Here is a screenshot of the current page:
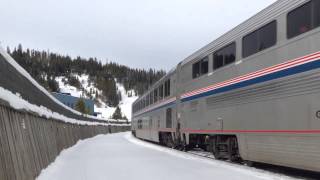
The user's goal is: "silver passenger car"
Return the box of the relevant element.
[132,0,320,172]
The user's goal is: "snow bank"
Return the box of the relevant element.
[0,86,129,126]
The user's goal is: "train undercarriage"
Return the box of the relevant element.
[158,132,241,162]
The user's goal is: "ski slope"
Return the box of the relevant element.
[37,132,297,180]
[56,75,138,120]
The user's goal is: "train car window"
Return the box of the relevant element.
[165,81,168,97]
[242,31,258,58]
[164,79,171,97]
[243,21,276,58]
[139,120,142,129]
[149,118,153,129]
[315,0,320,27]
[213,42,236,70]
[200,57,209,75]
[192,57,209,79]
[287,1,312,39]
[159,84,164,100]
[154,89,158,103]
[258,21,277,51]
[145,95,148,106]
[167,80,170,96]
[166,108,172,128]
[192,62,200,78]
[150,91,154,104]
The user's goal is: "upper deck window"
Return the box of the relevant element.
[164,79,171,97]
[150,91,154,105]
[213,42,236,70]
[146,94,150,106]
[243,21,277,58]
[315,1,320,27]
[159,84,164,100]
[192,57,208,79]
[287,2,312,39]
[154,89,158,103]
[287,1,320,39]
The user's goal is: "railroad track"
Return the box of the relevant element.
[186,148,320,180]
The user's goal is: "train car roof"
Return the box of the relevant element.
[134,66,177,104]
[133,0,308,105]
[179,0,307,66]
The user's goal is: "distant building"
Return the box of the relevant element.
[52,92,94,115]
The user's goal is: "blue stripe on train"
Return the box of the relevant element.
[181,59,320,102]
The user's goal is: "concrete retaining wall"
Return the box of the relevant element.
[0,104,129,180]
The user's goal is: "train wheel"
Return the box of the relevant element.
[227,137,239,162]
[211,137,222,160]
[244,161,255,167]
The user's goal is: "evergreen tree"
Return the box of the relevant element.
[8,44,166,107]
[75,99,88,114]
[112,106,124,120]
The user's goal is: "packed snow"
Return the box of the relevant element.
[56,74,137,121]
[37,132,297,180]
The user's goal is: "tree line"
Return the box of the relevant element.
[7,44,166,107]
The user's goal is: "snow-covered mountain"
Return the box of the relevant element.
[56,74,138,121]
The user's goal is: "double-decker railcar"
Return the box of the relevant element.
[132,0,320,172]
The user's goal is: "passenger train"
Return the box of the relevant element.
[132,0,320,172]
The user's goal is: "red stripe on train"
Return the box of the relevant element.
[182,52,320,98]
[136,128,320,134]
[181,129,320,134]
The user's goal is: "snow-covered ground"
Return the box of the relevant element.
[56,75,137,120]
[37,132,297,180]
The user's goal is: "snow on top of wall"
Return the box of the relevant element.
[0,86,129,126]
[0,47,126,123]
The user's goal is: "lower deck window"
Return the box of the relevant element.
[166,108,172,128]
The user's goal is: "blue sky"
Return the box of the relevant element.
[0,0,277,70]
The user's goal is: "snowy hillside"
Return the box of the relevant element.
[55,74,138,121]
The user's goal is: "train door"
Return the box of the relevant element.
[175,62,183,143]
[166,108,172,129]
[217,117,224,130]
[149,117,153,141]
